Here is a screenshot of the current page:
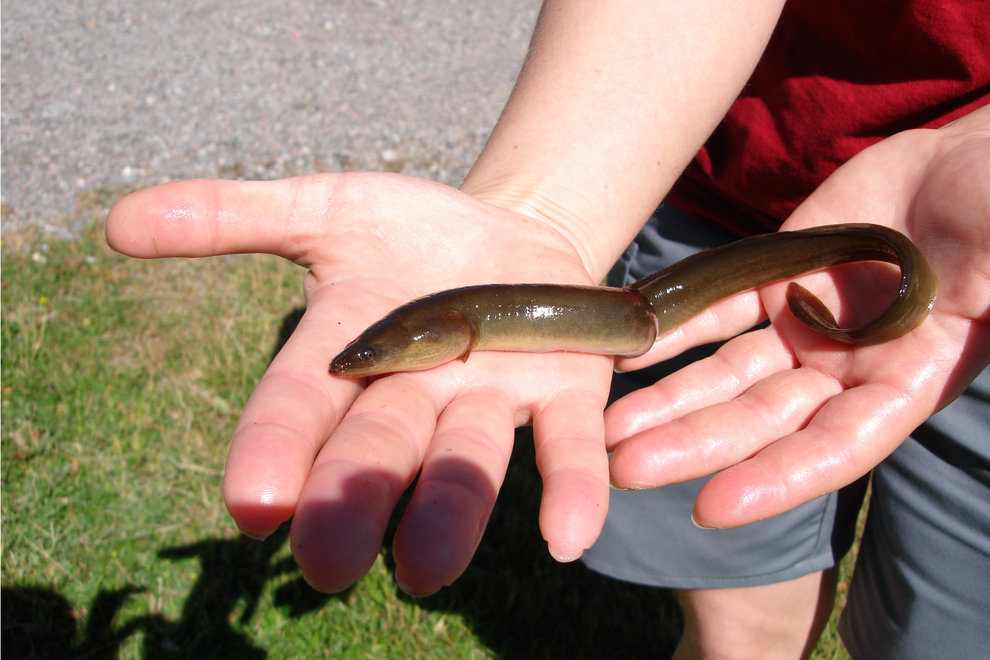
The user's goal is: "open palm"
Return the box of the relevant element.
[107,173,619,595]
[606,123,990,528]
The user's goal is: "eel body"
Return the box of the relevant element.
[329,224,936,377]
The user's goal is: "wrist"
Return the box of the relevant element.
[461,170,628,282]
[458,0,788,279]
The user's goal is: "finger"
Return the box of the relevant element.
[608,366,842,488]
[105,176,332,260]
[692,382,927,528]
[605,328,796,447]
[392,390,516,596]
[533,389,611,563]
[289,373,442,593]
[223,308,360,538]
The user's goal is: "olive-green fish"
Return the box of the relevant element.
[330,224,936,377]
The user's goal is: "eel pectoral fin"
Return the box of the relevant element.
[454,310,479,362]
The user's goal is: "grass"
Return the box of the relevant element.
[1,195,855,658]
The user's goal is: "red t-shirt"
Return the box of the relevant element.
[667,0,990,236]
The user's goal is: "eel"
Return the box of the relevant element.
[329,223,936,377]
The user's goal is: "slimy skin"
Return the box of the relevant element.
[329,224,937,377]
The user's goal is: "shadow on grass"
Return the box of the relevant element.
[394,435,683,658]
[2,449,679,658]
[3,584,143,659]
[2,526,340,659]
[2,306,681,658]
[1,448,680,659]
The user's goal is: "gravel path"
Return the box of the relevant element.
[1,0,540,238]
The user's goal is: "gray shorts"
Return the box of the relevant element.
[581,204,990,658]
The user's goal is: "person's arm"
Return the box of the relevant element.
[462,0,786,278]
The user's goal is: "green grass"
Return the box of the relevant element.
[1,203,854,658]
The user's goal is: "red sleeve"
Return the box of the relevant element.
[668,0,990,236]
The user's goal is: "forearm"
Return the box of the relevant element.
[461,0,786,278]
[942,101,990,134]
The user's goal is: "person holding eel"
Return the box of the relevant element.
[106,1,990,657]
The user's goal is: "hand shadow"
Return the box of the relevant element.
[2,305,681,659]
[384,432,683,659]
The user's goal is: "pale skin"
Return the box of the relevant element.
[106,0,990,657]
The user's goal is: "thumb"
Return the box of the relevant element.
[105,176,331,260]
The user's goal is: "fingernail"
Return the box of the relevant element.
[548,546,583,563]
[609,479,646,491]
[239,529,270,541]
[395,575,432,599]
[690,512,714,530]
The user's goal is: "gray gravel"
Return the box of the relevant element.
[1,0,541,238]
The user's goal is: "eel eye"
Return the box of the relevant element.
[357,346,376,362]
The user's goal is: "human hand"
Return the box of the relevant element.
[106,173,618,595]
[605,113,990,527]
